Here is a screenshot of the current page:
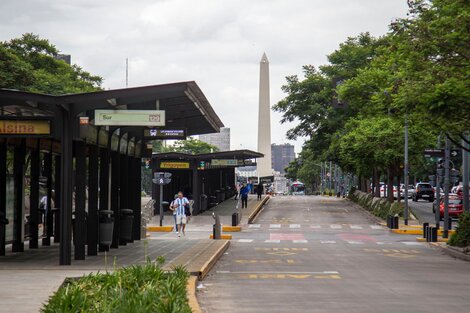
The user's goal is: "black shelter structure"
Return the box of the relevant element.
[151,150,263,214]
[0,81,223,265]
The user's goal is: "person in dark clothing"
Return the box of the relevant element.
[239,183,250,208]
[256,184,264,200]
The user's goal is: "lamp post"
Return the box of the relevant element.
[404,113,409,225]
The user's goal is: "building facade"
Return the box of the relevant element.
[199,127,230,151]
[271,143,295,174]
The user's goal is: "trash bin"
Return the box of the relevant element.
[162,201,170,212]
[119,209,134,244]
[216,189,225,203]
[99,210,114,246]
[232,212,239,226]
[200,194,208,212]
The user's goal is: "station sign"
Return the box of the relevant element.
[94,110,165,126]
[0,119,51,136]
[144,129,186,140]
[160,161,190,169]
[211,159,238,166]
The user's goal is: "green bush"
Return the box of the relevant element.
[448,212,470,248]
[350,190,403,220]
[42,260,191,313]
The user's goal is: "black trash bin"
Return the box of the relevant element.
[216,189,225,203]
[99,210,114,247]
[200,194,208,212]
[119,209,134,244]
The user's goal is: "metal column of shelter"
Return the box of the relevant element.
[132,156,142,240]
[53,154,61,243]
[87,144,99,256]
[29,140,40,249]
[110,150,120,249]
[119,152,129,245]
[0,140,7,256]
[12,140,26,253]
[74,140,87,260]
[42,150,53,246]
[98,147,110,252]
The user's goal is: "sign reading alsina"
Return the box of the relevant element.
[0,119,51,136]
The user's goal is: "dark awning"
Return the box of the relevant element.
[152,149,264,161]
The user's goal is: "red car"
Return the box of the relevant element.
[439,194,463,219]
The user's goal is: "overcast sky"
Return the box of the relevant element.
[1,0,409,153]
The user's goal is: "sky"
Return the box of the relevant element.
[0,0,409,153]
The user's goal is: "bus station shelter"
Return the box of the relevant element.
[151,150,263,214]
[0,81,223,265]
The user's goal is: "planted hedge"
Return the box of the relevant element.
[448,212,470,248]
[42,259,191,313]
[348,189,403,219]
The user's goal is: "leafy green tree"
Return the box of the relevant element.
[0,33,102,94]
[166,138,219,154]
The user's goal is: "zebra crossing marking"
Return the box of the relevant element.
[249,224,261,228]
[330,224,342,229]
[292,240,308,244]
[321,240,337,244]
[269,224,281,229]
[238,239,254,243]
[289,224,301,229]
[350,225,363,229]
[265,239,281,243]
[370,225,383,230]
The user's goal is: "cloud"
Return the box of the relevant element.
[0,0,409,153]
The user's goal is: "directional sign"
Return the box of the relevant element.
[94,110,165,126]
[424,148,460,158]
[144,129,186,140]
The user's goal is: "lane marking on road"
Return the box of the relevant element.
[320,240,336,244]
[234,259,297,264]
[310,225,321,229]
[265,239,281,243]
[330,224,342,229]
[350,225,363,229]
[292,240,308,244]
[370,225,384,230]
[248,224,260,228]
[255,247,309,251]
[270,233,305,241]
[347,241,364,245]
[267,251,297,256]
[237,239,254,243]
[289,224,301,229]
[269,224,281,229]
[402,241,423,246]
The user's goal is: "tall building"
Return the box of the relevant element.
[271,143,295,174]
[199,127,230,151]
[257,53,273,177]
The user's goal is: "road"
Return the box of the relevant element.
[198,196,470,313]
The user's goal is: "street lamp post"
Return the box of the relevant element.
[404,113,409,225]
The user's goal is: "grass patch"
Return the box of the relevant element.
[42,258,191,313]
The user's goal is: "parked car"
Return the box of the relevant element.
[433,187,444,198]
[437,194,463,219]
[412,183,434,202]
[399,184,414,199]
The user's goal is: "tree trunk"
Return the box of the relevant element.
[397,175,401,202]
[387,168,394,203]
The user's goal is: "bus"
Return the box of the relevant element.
[291,181,306,195]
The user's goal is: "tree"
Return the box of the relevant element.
[166,138,219,154]
[0,33,102,94]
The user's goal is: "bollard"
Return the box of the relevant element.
[430,227,438,242]
[423,223,429,239]
[212,212,221,239]
[387,215,392,228]
[232,213,239,226]
[448,217,452,230]
[392,215,399,229]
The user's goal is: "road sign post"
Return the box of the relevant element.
[152,172,172,226]
[443,138,450,238]
[463,133,469,212]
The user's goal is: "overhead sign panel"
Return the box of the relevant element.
[94,110,165,126]
[160,161,190,169]
[211,159,238,166]
[144,129,186,140]
[0,119,51,136]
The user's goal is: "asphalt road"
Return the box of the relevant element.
[198,196,470,313]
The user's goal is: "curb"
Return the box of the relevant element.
[222,225,241,232]
[416,236,448,243]
[209,234,232,240]
[430,243,470,262]
[247,196,270,224]
[186,276,202,313]
[147,225,174,232]
[199,240,230,279]
[391,229,455,236]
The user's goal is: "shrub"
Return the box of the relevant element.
[42,260,191,313]
[448,212,470,248]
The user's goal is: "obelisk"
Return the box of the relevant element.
[257,53,273,178]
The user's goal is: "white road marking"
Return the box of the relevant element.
[249,224,261,228]
[265,239,281,243]
[310,225,321,229]
[269,224,281,229]
[292,240,308,244]
[289,224,301,229]
[350,225,363,229]
[238,239,254,243]
[330,224,342,229]
[370,225,383,229]
[321,240,336,244]
[402,242,423,246]
[347,241,364,245]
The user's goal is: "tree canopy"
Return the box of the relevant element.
[0,33,103,94]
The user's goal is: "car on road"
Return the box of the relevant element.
[437,194,464,219]
[412,183,434,202]
[399,184,414,199]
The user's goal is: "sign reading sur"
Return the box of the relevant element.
[94,110,165,126]
[160,162,190,169]
[0,120,51,136]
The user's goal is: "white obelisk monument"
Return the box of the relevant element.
[257,53,273,178]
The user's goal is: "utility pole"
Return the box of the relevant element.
[463,132,469,212]
[443,137,450,238]
[404,114,409,225]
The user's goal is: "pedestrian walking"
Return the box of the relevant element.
[174,191,189,237]
[170,194,178,233]
[256,183,264,200]
[240,183,250,208]
[234,183,241,200]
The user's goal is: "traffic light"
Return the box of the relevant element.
[198,161,205,170]
[437,158,444,177]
